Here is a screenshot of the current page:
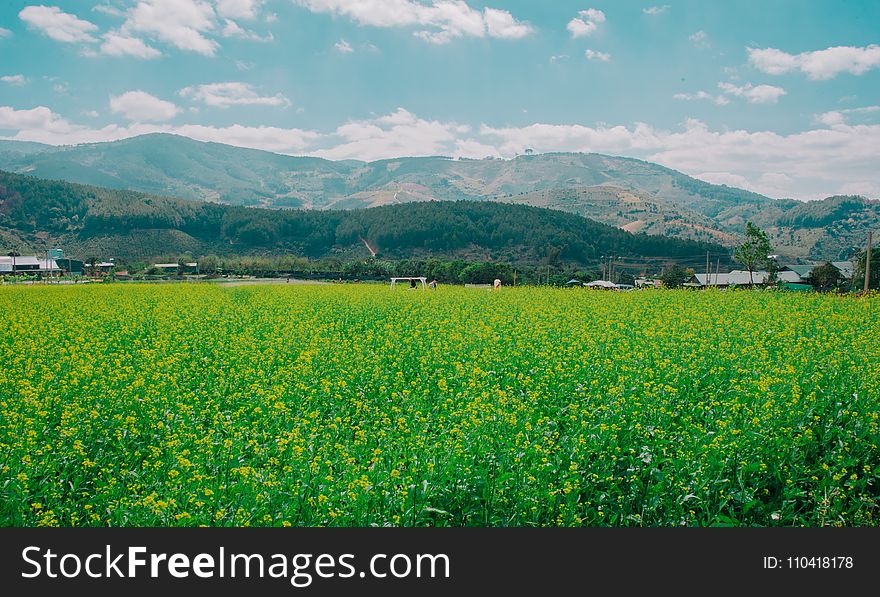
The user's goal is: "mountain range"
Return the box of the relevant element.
[0,169,725,271]
[0,133,876,262]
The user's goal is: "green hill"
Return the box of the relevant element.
[1,134,875,261]
[0,170,726,270]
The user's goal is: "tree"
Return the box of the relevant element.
[660,264,689,288]
[853,247,880,291]
[734,222,773,287]
[809,262,843,291]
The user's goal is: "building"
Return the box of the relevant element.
[831,261,854,280]
[688,270,772,287]
[778,261,854,284]
[779,265,814,283]
[96,261,116,274]
[634,277,662,288]
[56,258,85,275]
[37,258,62,274]
[776,270,803,283]
[0,256,61,275]
[689,262,855,289]
[152,262,199,275]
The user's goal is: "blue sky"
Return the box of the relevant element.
[1,1,878,200]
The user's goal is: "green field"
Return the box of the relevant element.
[1,284,878,526]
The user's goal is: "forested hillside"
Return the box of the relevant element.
[0,170,725,268]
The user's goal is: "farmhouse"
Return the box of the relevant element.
[688,270,772,287]
[831,261,854,280]
[778,261,854,284]
[634,277,662,288]
[585,280,619,289]
[687,260,856,289]
[779,265,813,283]
[55,258,85,275]
[152,262,199,275]
[95,261,116,274]
[0,256,62,275]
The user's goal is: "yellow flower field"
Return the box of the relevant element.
[1,284,878,526]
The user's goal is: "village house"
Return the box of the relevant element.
[687,260,855,289]
[0,256,62,275]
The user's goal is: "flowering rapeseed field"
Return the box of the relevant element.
[1,284,878,527]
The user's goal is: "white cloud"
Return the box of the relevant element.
[0,105,319,153]
[235,60,254,70]
[836,180,880,198]
[19,6,99,43]
[549,54,569,64]
[844,105,880,115]
[179,82,291,108]
[100,31,162,58]
[567,8,605,38]
[817,110,845,127]
[121,0,219,56]
[817,105,880,126]
[1,75,27,86]
[313,107,467,161]
[0,27,13,38]
[109,91,179,122]
[93,3,125,17]
[695,171,752,189]
[718,82,786,104]
[674,82,786,106]
[82,110,100,118]
[295,0,532,44]
[643,5,670,16]
[0,105,79,134]
[221,19,273,41]
[673,91,730,106]
[103,0,270,54]
[748,44,880,80]
[265,12,278,23]
[334,39,353,53]
[689,30,709,48]
[483,7,532,40]
[585,49,610,62]
[170,123,319,152]
[216,0,263,20]
[454,138,501,159]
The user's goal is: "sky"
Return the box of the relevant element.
[0,0,878,200]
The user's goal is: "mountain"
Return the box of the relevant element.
[0,140,54,157]
[0,170,726,269]
[1,134,876,261]
[0,134,772,213]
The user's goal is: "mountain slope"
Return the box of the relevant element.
[0,170,727,268]
[0,134,875,261]
[0,133,775,214]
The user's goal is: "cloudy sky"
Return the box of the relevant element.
[1,0,878,200]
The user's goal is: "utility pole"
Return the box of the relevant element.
[865,231,873,292]
[706,251,710,290]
